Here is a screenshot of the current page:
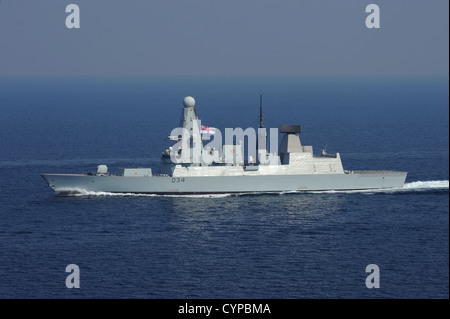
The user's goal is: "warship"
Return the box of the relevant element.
[41,96,407,194]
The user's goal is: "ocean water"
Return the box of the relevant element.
[0,76,448,299]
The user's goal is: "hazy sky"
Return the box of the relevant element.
[0,0,448,76]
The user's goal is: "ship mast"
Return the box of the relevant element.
[259,94,263,129]
[257,94,267,164]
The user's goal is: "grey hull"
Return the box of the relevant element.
[41,171,407,195]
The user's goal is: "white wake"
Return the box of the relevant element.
[309,180,449,194]
[56,180,449,197]
[56,188,233,198]
[402,180,449,190]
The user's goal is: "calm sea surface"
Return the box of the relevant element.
[0,76,448,298]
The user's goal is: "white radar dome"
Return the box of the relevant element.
[183,96,196,108]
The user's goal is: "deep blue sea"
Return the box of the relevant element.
[0,76,448,299]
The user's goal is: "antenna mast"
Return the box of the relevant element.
[259,94,263,129]
[256,94,268,165]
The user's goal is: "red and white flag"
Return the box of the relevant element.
[201,125,216,135]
